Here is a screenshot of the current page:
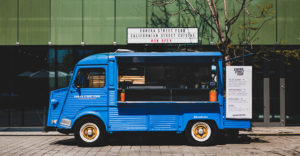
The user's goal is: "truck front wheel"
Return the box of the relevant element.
[74,117,106,146]
[185,121,217,146]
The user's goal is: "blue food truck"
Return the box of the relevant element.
[46,52,251,146]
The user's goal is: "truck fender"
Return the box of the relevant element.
[72,108,107,130]
[183,118,223,131]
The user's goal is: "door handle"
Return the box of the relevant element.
[70,89,76,93]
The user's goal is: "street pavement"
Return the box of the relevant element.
[0,127,299,156]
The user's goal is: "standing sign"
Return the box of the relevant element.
[127,28,198,44]
[226,66,252,119]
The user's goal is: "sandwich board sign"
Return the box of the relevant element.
[226,66,252,119]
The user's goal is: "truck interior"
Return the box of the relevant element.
[116,56,219,102]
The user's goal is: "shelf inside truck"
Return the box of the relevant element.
[117,101,219,104]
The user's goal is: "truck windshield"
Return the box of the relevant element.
[74,68,105,88]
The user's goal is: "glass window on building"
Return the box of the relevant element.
[0,46,49,127]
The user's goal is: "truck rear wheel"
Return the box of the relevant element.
[74,117,106,146]
[185,121,217,146]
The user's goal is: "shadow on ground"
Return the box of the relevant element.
[52,132,269,147]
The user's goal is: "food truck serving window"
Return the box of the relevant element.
[74,68,105,88]
[118,62,218,101]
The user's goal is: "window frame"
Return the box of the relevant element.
[73,67,106,89]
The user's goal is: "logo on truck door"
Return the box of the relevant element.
[74,95,101,99]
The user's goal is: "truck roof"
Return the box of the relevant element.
[77,52,222,65]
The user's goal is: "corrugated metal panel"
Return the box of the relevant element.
[149,105,178,131]
[0,0,300,45]
[108,106,148,131]
[0,0,17,45]
[227,0,244,45]
[19,0,50,45]
[116,0,146,45]
[147,0,179,28]
[108,90,116,106]
[51,0,82,45]
[63,89,108,118]
[49,88,68,121]
[150,115,177,130]
[179,0,210,44]
[245,0,276,45]
[227,0,277,45]
[278,0,300,45]
[84,0,114,45]
[223,120,251,128]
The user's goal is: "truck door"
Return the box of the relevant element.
[61,65,108,120]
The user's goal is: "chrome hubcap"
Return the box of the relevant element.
[198,129,204,135]
[87,129,93,136]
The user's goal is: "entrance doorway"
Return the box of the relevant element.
[253,62,285,127]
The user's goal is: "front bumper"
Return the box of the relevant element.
[44,126,56,132]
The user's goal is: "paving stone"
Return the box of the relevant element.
[0,132,299,155]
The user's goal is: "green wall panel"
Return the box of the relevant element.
[179,0,210,44]
[51,0,82,45]
[84,0,114,45]
[211,1,225,45]
[19,0,50,45]
[1,0,300,46]
[0,0,17,45]
[116,0,146,45]
[278,0,300,45]
[227,0,245,45]
[147,0,179,28]
[245,0,276,45]
[227,0,276,45]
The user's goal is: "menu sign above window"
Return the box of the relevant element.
[127,28,198,44]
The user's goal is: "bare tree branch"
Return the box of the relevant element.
[224,0,228,34]
[152,0,177,7]
[245,8,268,18]
[248,17,273,42]
[184,0,197,13]
[205,0,223,41]
[211,0,225,42]
[228,0,246,25]
[151,0,276,62]
[167,8,188,16]
[184,0,218,34]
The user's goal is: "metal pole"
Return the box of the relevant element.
[264,78,270,126]
[55,48,58,89]
[280,78,285,126]
[275,0,278,43]
[263,61,270,126]
[279,45,285,126]
[43,105,47,130]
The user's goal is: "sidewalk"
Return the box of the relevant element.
[241,126,300,135]
[0,127,300,136]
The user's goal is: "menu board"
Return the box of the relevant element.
[127,28,198,44]
[226,66,252,119]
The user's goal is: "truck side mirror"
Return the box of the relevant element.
[73,76,82,88]
[73,80,79,88]
[72,83,80,89]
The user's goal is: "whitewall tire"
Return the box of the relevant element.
[185,121,217,146]
[74,117,106,146]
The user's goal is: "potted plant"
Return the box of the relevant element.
[209,89,217,102]
[121,89,125,102]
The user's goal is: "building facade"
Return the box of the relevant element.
[0,0,299,127]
